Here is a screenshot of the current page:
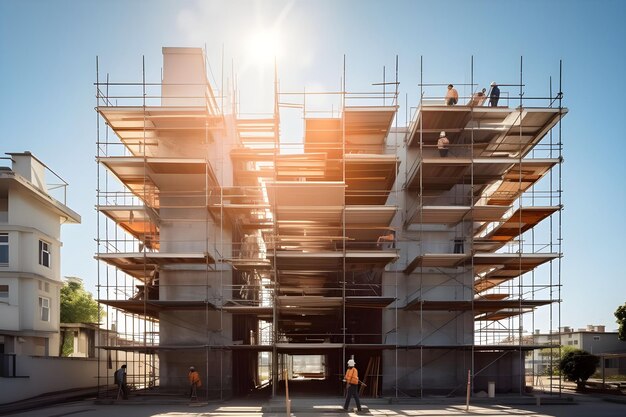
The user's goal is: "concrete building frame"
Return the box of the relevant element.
[94,48,566,399]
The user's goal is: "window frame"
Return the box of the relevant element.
[0,233,8,265]
[39,240,51,268]
[39,296,50,322]
[0,284,8,298]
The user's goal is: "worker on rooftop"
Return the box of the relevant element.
[470,88,487,106]
[489,82,500,107]
[445,84,459,105]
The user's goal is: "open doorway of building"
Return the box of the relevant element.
[288,354,325,380]
[258,351,271,387]
[277,353,339,396]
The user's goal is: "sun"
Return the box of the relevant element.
[246,29,282,66]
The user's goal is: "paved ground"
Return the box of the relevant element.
[1,393,624,417]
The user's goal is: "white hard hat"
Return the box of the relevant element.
[189,366,195,371]
[440,131,446,137]
[490,81,496,86]
[347,359,355,367]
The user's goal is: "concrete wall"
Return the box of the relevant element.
[159,349,232,397]
[10,189,61,243]
[400,272,473,303]
[10,154,48,194]
[580,332,626,354]
[474,351,524,393]
[4,224,60,281]
[0,277,19,331]
[0,275,61,357]
[380,129,479,394]
[158,263,234,393]
[382,349,472,395]
[0,356,108,404]
[162,47,209,107]
[0,195,7,222]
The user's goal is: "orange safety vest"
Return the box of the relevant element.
[344,367,359,385]
[188,371,202,387]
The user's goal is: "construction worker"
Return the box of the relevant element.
[445,84,459,105]
[470,88,487,106]
[342,359,362,412]
[377,230,396,249]
[188,366,202,399]
[489,81,500,107]
[437,131,450,157]
[114,364,129,399]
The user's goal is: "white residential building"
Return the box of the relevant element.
[0,152,80,364]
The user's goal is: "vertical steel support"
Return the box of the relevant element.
[341,53,347,377]
[418,55,424,399]
[469,55,475,397]
[95,55,102,398]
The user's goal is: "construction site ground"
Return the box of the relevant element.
[1,388,625,417]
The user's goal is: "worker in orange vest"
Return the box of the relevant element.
[342,359,362,412]
[188,366,202,399]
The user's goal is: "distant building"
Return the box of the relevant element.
[59,322,97,358]
[529,325,626,376]
[0,152,80,364]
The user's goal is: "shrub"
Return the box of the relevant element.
[558,349,599,389]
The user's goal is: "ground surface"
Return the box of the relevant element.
[1,393,625,417]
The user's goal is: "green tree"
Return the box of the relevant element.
[59,280,103,356]
[537,345,577,375]
[558,349,599,389]
[61,280,102,322]
[615,302,626,341]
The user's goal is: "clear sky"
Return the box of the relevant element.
[1,0,624,333]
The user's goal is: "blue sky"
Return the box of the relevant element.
[1,0,624,332]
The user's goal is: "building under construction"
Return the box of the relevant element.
[95,47,565,398]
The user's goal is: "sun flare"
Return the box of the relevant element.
[246,29,281,65]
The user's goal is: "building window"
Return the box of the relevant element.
[573,340,578,345]
[0,198,7,222]
[39,281,50,292]
[593,336,600,341]
[39,240,50,267]
[0,284,8,298]
[39,297,50,321]
[0,233,8,265]
[567,341,573,345]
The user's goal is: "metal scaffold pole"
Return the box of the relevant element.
[470,55,475,395]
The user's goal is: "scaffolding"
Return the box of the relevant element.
[94,48,564,399]
[402,56,564,395]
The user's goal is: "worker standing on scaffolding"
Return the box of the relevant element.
[437,131,450,157]
[489,82,500,107]
[445,84,459,105]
